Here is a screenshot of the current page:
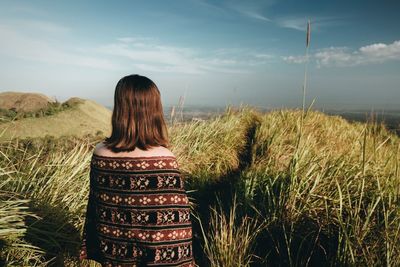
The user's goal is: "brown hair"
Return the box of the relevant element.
[104,74,169,152]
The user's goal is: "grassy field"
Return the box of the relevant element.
[0,98,111,140]
[0,105,399,266]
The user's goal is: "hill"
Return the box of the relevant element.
[0,95,111,140]
[1,106,400,266]
[0,91,55,112]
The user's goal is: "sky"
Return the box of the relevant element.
[0,0,399,110]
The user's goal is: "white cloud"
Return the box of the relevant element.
[96,41,209,74]
[254,53,274,59]
[238,10,271,22]
[359,41,400,60]
[315,41,400,67]
[0,17,275,74]
[117,36,156,44]
[0,21,117,70]
[96,37,272,74]
[314,47,354,67]
[275,16,340,32]
[276,17,307,31]
[282,55,308,64]
[283,40,400,67]
[199,0,272,23]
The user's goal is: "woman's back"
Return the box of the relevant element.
[80,143,195,266]
[93,142,176,158]
[80,74,195,266]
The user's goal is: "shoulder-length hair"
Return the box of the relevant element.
[104,74,169,152]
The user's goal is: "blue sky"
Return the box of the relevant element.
[0,0,399,110]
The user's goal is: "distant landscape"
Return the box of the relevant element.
[0,91,399,266]
[2,91,398,141]
[163,106,400,136]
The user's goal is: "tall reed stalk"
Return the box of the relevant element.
[298,19,311,142]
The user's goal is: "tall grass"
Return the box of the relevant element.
[196,193,265,267]
[169,104,261,183]
[244,108,400,265]
[0,106,261,266]
[0,136,96,266]
[1,106,399,266]
[0,191,48,266]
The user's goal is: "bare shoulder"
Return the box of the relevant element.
[93,141,109,156]
[152,146,176,157]
[95,141,106,150]
[93,141,176,158]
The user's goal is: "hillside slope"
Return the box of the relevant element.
[0,98,111,140]
[1,106,400,266]
[0,91,55,112]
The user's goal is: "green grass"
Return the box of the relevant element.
[169,104,261,183]
[0,100,82,123]
[0,105,399,266]
[0,99,111,141]
[242,108,400,266]
[196,193,265,267]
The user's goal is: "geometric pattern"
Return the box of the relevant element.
[80,154,196,266]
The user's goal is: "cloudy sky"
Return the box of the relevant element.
[0,0,399,110]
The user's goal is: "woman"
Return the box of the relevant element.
[79,74,195,267]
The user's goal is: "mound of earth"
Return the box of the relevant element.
[0,91,55,112]
[0,94,111,140]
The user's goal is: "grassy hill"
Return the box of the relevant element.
[0,91,55,112]
[0,105,399,266]
[0,96,111,140]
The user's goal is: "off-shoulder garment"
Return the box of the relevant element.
[79,154,195,267]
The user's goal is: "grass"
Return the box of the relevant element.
[169,104,261,184]
[0,105,399,266]
[243,108,400,266]
[0,135,100,266]
[0,100,82,123]
[0,191,48,266]
[0,98,111,141]
[196,193,265,267]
